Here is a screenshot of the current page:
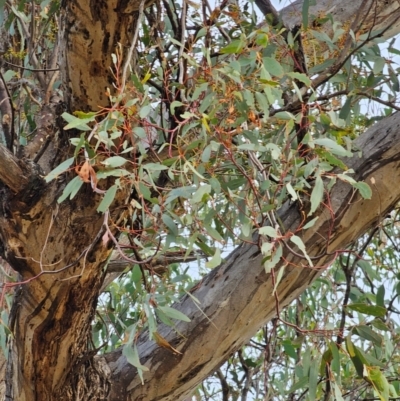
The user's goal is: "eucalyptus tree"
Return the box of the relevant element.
[0,0,399,400]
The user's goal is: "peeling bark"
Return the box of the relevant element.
[2,171,131,400]
[59,0,152,112]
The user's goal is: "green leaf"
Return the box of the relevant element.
[308,362,318,401]
[303,217,318,230]
[315,148,347,170]
[290,235,313,267]
[370,319,390,332]
[220,39,245,54]
[62,112,94,131]
[309,175,324,216]
[259,226,278,238]
[376,284,385,307]
[283,341,297,360]
[102,156,128,168]
[45,157,74,182]
[287,72,311,86]
[139,104,151,118]
[264,244,283,273]
[365,366,390,401]
[353,182,372,200]
[333,382,344,401]
[309,59,335,74]
[274,111,295,120]
[191,184,211,204]
[205,248,221,269]
[158,305,191,322]
[273,258,286,293]
[339,96,352,120]
[255,91,270,116]
[262,57,284,77]
[354,325,382,346]
[58,176,84,203]
[302,0,310,29]
[203,223,224,242]
[373,57,385,75]
[314,138,352,157]
[170,101,184,115]
[162,214,179,236]
[287,376,309,393]
[319,348,332,376]
[286,183,298,200]
[122,344,149,385]
[97,184,118,213]
[143,163,169,172]
[346,335,365,377]
[347,303,386,317]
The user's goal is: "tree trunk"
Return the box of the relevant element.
[0,0,399,400]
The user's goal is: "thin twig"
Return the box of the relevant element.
[121,0,146,95]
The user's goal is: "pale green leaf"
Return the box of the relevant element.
[97,185,118,213]
[286,183,298,200]
[353,182,372,200]
[143,163,169,171]
[309,175,324,216]
[102,156,128,168]
[265,245,283,274]
[158,305,191,322]
[45,157,74,182]
[122,344,149,385]
[259,226,278,238]
[191,184,211,204]
[139,105,151,118]
[62,112,94,131]
[347,303,386,317]
[162,214,179,236]
[170,101,184,115]
[314,138,352,157]
[333,382,344,401]
[273,260,286,293]
[206,248,221,268]
[303,216,318,230]
[58,176,84,203]
[263,57,284,77]
[220,39,245,54]
[290,235,313,267]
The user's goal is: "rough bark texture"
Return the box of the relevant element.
[59,0,149,111]
[281,0,400,38]
[1,158,131,400]
[0,0,399,400]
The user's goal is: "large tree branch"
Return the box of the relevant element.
[102,112,400,401]
[280,0,400,39]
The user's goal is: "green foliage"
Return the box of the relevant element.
[1,0,400,396]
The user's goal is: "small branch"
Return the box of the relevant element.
[121,0,145,95]
[255,0,280,25]
[0,72,14,150]
[6,3,47,90]
[215,368,230,401]
[107,252,203,273]
[177,0,188,102]
[2,60,59,72]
